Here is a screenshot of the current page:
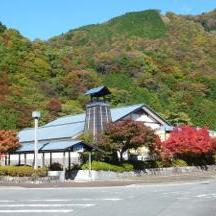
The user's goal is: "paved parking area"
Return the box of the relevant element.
[0,178,216,216]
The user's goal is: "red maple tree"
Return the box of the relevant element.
[155,125,216,161]
[0,130,20,157]
[99,119,157,161]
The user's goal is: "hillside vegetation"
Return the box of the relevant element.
[1,9,216,130]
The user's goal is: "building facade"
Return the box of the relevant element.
[2,87,173,167]
[2,104,171,167]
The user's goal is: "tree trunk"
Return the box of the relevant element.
[119,151,124,162]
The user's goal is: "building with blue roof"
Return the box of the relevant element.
[18,104,171,143]
[5,87,172,168]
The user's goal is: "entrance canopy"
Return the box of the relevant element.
[11,140,103,154]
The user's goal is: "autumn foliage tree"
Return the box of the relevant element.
[0,130,20,156]
[155,125,216,164]
[99,119,158,161]
[46,98,62,115]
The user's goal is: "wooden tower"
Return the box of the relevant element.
[84,86,112,140]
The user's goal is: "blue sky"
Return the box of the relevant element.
[0,0,216,40]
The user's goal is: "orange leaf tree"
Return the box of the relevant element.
[0,130,20,156]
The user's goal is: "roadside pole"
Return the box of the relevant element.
[32,111,41,170]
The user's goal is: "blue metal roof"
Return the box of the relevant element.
[19,122,84,142]
[111,104,144,122]
[14,140,84,153]
[18,104,169,143]
[85,86,105,95]
[44,113,85,127]
[16,142,47,153]
[44,104,144,127]
[41,140,82,151]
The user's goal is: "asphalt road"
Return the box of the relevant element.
[0,179,216,216]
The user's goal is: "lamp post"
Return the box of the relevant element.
[32,111,41,170]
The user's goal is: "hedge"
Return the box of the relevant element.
[0,166,48,177]
[81,161,133,172]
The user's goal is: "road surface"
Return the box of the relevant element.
[0,179,216,216]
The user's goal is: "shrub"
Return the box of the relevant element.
[0,166,47,177]
[80,151,106,163]
[128,160,161,169]
[213,154,216,164]
[128,160,146,170]
[154,160,165,168]
[70,163,81,170]
[49,162,62,171]
[171,159,188,167]
[81,161,133,172]
[154,160,173,168]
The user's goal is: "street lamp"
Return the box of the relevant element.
[32,111,41,170]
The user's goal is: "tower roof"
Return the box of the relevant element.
[85,86,111,97]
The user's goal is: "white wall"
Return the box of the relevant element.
[130,112,162,130]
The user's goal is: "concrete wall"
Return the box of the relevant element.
[69,165,216,181]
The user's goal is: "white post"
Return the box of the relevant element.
[63,152,66,172]
[32,111,41,170]
[42,152,45,167]
[34,118,38,169]
[88,152,92,178]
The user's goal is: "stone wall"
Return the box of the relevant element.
[68,165,216,181]
[0,176,59,184]
[0,165,215,183]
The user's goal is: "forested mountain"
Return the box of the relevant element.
[1,9,216,130]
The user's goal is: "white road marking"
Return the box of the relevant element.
[102,198,122,201]
[195,193,216,199]
[0,203,94,207]
[162,191,191,195]
[0,198,122,202]
[25,199,73,202]
[0,209,73,213]
[196,194,207,198]
[68,198,122,201]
